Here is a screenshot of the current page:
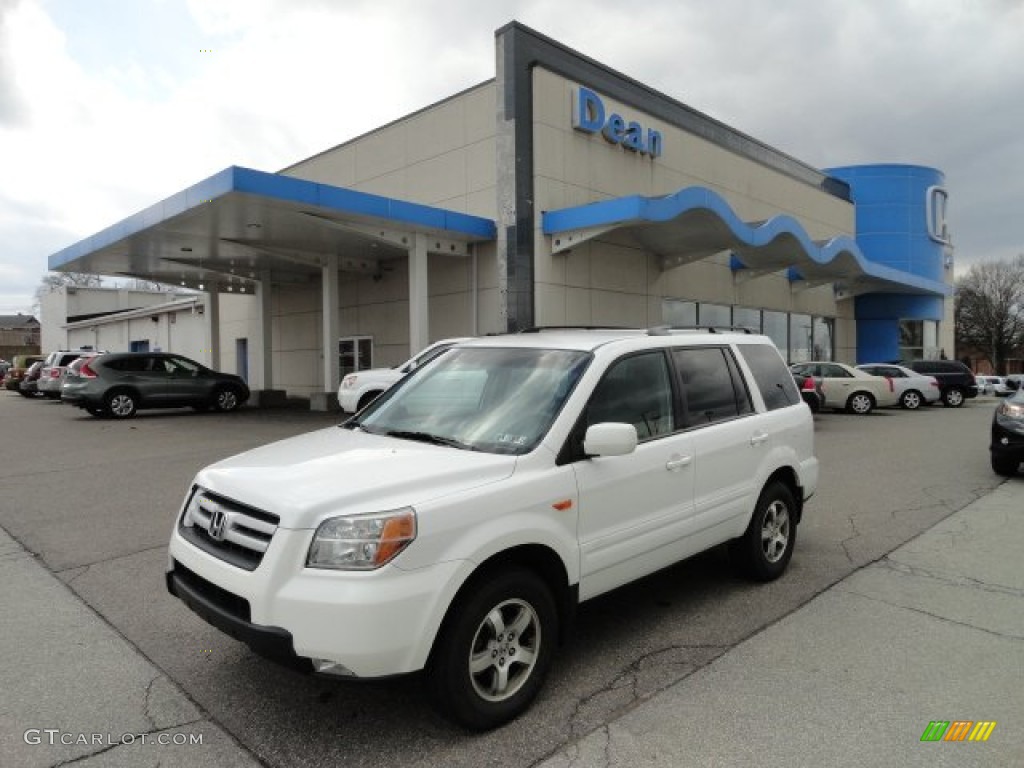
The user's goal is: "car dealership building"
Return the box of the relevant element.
[49,23,954,408]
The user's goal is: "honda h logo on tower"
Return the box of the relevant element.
[572,86,663,158]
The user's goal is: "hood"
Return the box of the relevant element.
[194,427,516,529]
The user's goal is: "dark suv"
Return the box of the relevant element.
[905,360,978,408]
[62,352,249,418]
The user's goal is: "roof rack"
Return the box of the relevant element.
[647,325,756,335]
[517,325,639,333]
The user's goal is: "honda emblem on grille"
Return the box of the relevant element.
[208,509,227,541]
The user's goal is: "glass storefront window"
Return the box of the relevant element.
[812,317,834,361]
[663,299,697,327]
[733,307,761,333]
[762,311,788,359]
[900,320,924,361]
[699,303,731,327]
[789,314,812,363]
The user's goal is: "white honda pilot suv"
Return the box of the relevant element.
[166,328,817,729]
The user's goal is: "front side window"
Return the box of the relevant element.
[355,347,590,455]
[585,352,675,440]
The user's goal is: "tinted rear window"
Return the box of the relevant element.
[737,344,800,411]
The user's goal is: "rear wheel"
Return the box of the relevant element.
[900,390,923,410]
[730,481,797,582]
[426,568,557,730]
[943,388,965,407]
[105,390,138,419]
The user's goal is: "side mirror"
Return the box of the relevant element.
[583,422,638,457]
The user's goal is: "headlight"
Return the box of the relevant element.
[998,401,1024,419]
[341,375,357,389]
[306,508,416,570]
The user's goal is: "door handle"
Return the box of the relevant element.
[666,455,692,471]
[750,432,769,446]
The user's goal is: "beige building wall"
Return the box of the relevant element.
[266,84,499,391]
[531,68,857,360]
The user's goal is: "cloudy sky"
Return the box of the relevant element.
[1,0,1022,314]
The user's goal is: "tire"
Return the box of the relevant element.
[105,390,138,419]
[845,392,875,415]
[17,389,33,398]
[730,481,798,582]
[357,391,383,411]
[942,388,965,408]
[426,568,557,730]
[900,390,923,410]
[991,454,1019,477]
[212,387,241,412]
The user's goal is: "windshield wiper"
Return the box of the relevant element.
[380,430,475,450]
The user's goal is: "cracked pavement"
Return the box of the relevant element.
[0,395,1017,767]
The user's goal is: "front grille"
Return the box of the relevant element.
[172,562,251,623]
[179,488,279,571]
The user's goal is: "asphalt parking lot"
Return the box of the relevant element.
[0,392,1010,767]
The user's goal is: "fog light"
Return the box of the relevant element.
[312,659,355,677]
[1002,437,1010,445]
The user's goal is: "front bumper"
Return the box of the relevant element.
[991,420,1024,461]
[167,526,467,678]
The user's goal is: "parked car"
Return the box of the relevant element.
[790,361,898,415]
[856,363,941,410]
[4,354,45,391]
[17,361,45,398]
[61,352,250,418]
[338,338,471,413]
[1006,374,1023,392]
[167,328,818,729]
[792,372,826,412]
[990,388,1024,476]
[976,375,1014,397]
[904,360,978,408]
[37,348,103,400]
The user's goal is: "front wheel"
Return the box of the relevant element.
[900,390,923,410]
[846,392,875,415]
[991,454,1019,477]
[943,388,965,407]
[212,387,241,412]
[426,568,557,730]
[730,482,798,582]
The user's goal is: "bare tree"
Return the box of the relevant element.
[38,271,104,289]
[955,255,1024,375]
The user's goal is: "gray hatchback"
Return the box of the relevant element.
[62,352,250,419]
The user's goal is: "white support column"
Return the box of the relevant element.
[322,254,340,394]
[254,271,273,391]
[409,233,429,354]
[206,290,221,369]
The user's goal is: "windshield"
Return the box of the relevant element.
[350,347,590,455]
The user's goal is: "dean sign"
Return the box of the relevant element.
[572,86,663,158]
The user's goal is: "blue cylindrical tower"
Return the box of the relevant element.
[825,164,949,363]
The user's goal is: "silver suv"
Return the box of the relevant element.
[167,327,817,729]
[37,348,104,399]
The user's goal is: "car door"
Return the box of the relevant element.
[572,350,696,601]
[163,355,208,405]
[673,346,761,533]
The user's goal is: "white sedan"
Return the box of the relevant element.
[790,361,899,415]
[857,363,941,410]
[337,338,470,413]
